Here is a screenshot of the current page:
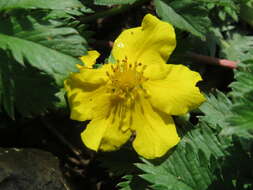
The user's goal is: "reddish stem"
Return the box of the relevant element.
[187,52,238,69]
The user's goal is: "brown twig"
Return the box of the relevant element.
[41,118,90,167]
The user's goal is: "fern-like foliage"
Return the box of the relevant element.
[199,91,233,129]
[220,34,253,61]
[221,60,253,137]
[137,146,215,190]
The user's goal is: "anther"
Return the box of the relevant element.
[111,65,116,72]
[133,62,138,68]
[141,65,147,72]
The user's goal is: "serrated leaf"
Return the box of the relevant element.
[180,122,231,159]
[0,14,86,117]
[46,7,93,21]
[12,15,87,57]
[206,0,239,21]
[221,60,253,137]
[0,32,78,83]
[154,0,211,38]
[220,33,253,61]
[229,62,253,98]
[0,0,83,11]
[118,175,149,190]
[199,91,233,129]
[137,144,215,190]
[0,15,85,84]
[94,0,137,5]
[0,53,59,118]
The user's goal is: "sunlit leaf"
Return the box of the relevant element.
[0,0,83,11]
[154,0,211,38]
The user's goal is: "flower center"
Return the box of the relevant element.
[106,57,147,99]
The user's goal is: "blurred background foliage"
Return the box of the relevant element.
[0,0,252,190]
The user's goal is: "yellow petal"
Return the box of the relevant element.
[80,50,100,68]
[75,65,108,85]
[143,64,206,116]
[131,96,180,159]
[112,14,176,77]
[81,99,132,151]
[64,67,108,121]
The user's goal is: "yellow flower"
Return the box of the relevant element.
[65,14,205,159]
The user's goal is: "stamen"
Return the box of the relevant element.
[140,65,147,73]
[110,65,115,72]
[106,56,148,100]
[133,62,137,69]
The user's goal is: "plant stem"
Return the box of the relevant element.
[187,52,238,69]
[80,0,150,23]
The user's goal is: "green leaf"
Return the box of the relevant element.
[220,33,253,61]
[199,91,233,129]
[0,15,84,84]
[154,0,211,38]
[180,122,231,159]
[221,60,253,137]
[0,52,58,118]
[206,0,239,21]
[229,62,253,98]
[0,31,76,83]
[240,2,253,27]
[0,0,83,11]
[0,14,86,117]
[94,0,137,5]
[137,145,215,190]
[46,8,93,21]
[118,175,149,190]
[29,25,87,57]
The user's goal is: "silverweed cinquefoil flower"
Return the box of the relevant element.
[65,14,205,159]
